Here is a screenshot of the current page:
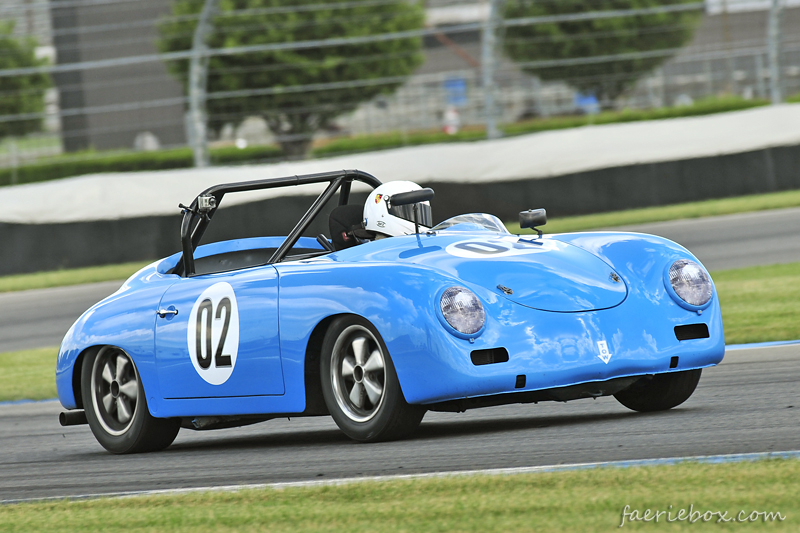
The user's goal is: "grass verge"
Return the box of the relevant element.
[0,261,150,293]
[503,95,769,137]
[713,262,800,345]
[0,347,57,402]
[507,188,800,234]
[0,460,796,531]
[4,261,798,403]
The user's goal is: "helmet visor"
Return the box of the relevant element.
[388,202,432,228]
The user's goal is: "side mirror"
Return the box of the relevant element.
[390,188,435,206]
[520,208,547,230]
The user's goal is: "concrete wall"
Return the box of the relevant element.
[430,144,800,221]
[2,144,798,275]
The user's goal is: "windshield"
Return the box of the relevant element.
[431,213,510,234]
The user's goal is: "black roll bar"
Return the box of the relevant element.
[177,169,382,277]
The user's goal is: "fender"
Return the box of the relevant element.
[56,263,177,409]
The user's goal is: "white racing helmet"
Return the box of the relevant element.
[364,181,433,237]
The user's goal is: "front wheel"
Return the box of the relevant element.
[320,317,424,442]
[614,369,702,412]
[81,346,180,454]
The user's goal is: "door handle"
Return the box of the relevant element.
[157,307,179,318]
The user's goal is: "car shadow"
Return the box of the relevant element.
[167,426,352,452]
[163,406,698,453]
[64,405,700,459]
[414,408,690,440]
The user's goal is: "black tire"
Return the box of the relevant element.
[320,316,425,442]
[614,369,702,412]
[81,346,180,454]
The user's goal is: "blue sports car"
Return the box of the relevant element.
[56,169,724,453]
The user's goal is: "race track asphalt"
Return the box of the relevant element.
[2,206,798,354]
[1,345,798,502]
[0,281,122,353]
[611,206,800,272]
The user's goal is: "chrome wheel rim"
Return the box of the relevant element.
[330,325,386,423]
[90,346,140,436]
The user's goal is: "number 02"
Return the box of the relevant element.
[195,297,232,369]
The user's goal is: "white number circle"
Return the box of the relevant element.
[187,282,240,385]
[445,236,553,259]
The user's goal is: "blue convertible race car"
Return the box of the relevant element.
[56,169,724,453]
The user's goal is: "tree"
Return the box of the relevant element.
[157,0,425,157]
[0,21,51,139]
[502,0,702,105]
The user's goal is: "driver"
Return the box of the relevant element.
[363,181,433,239]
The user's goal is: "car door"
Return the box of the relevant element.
[154,265,284,398]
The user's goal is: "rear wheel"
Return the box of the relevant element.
[614,369,702,412]
[81,346,180,454]
[320,317,424,442]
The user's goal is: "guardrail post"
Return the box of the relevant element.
[10,138,18,185]
[482,0,505,140]
[767,0,784,104]
[189,0,216,167]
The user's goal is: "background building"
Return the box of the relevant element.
[50,0,186,152]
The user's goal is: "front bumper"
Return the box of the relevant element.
[391,292,724,406]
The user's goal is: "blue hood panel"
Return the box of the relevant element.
[334,233,628,312]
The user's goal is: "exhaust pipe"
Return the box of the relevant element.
[59,410,87,426]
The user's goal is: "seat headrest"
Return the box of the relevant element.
[329,204,365,251]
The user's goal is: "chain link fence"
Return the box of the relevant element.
[0,0,798,180]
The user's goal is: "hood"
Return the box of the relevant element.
[334,232,627,312]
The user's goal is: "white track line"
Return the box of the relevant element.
[4,450,799,506]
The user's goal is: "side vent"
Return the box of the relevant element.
[674,323,710,341]
[471,347,509,366]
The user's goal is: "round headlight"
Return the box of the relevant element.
[668,259,712,307]
[440,287,485,335]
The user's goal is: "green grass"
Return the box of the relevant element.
[0,460,796,531]
[0,347,57,402]
[507,188,800,235]
[504,95,770,137]
[0,261,150,293]
[714,262,800,345]
[787,92,800,104]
